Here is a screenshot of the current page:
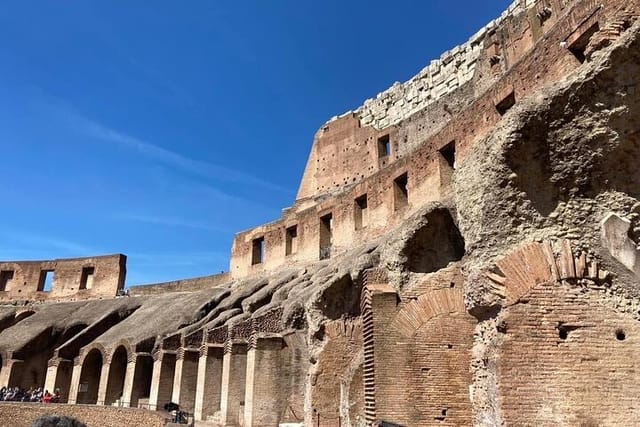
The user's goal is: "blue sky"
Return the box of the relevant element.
[0,1,512,285]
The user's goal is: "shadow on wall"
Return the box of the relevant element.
[318,274,362,321]
[401,209,465,273]
[504,116,559,217]
[505,30,640,212]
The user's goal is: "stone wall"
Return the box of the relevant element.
[128,272,229,296]
[0,255,126,301]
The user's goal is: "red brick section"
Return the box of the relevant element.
[498,282,640,425]
[0,402,166,427]
[311,318,363,427]
[482,239,640,424]
[370,286,475,426]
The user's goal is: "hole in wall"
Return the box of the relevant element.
[558,328,568,340]
[567,22,600,63]
[616,329,626,341]
[496,91,516,116]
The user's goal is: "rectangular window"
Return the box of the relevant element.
[285,225,298,256]
[393,173,408,211]
[354,194,368,230]
[439,140,456,169]
[0,270,14,291]
[38,270,54,292]
[319,213,333,260]
[568,22,600,63]
[378,135,391,158]
[251,237,265,265]
[80,266,95,290]
[496,91,516,116]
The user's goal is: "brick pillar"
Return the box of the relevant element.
[96,362,111,405]
[67,360,83,404]
[0,359,23,388]
[120,357,137,407]
[220,342,248,426]
[171,348,199,412]
[361,283,399,424]
[148,351,176,411]
[244,337,284,427]
[194,345,224,421]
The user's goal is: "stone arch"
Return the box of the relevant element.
[105,345,129,405]
[77,347,104,404]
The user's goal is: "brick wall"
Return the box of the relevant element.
[310,319,364,427]
[228,0,640,279]
[498,281,640,425]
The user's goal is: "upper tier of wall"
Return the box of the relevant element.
[0,254,126,302]
[295,0,580,203]
[231,0,623,278]
[354,0,536,130]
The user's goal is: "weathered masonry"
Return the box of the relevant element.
[0,255,126,302]
[2,0,640,426]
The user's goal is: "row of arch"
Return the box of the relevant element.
[73,344,153,407]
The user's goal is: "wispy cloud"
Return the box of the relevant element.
[128,250,228,268]
[46,101,292,195]
[114,213,230,233]
[0,229,96,259]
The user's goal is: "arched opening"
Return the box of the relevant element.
[401,209,465,273]
[105,346,128,406]
[130,354,153,408]
[77,349,102,404]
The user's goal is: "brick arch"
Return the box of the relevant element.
[391,287,466,338]
[485,239,607,305]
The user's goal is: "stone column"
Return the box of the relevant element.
[220,342,248,426]
[194,345,224,421]
[96,362,111,405]
[244,337,284,427]
[44,358,73,402]
[148,351,176,411]
[67,360,83,404]
[120,356,137,407]
[0,359,23,388]
[44,363,59,393]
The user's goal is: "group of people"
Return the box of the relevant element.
[0,386,61,403]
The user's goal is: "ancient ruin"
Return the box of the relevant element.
[1,0,640,425]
